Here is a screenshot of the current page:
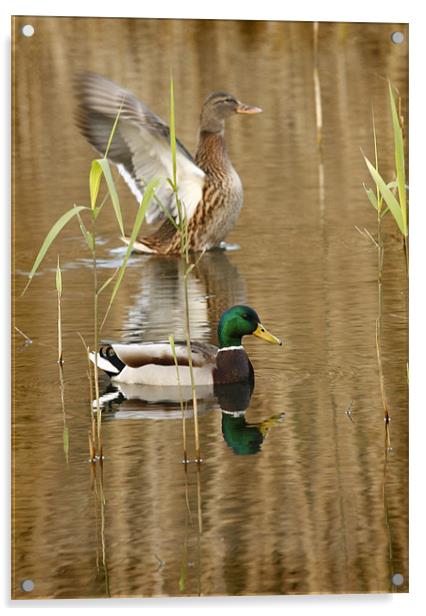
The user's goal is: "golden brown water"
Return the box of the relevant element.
[12,17,408,598]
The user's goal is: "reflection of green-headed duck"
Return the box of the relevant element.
[221,412,285,455]
[215,381,284,455]
[91,305,282,386]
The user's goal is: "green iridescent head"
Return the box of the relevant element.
[217,305,282,349]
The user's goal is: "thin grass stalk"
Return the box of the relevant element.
[55,257,69,462]
[23,106,130,465]
[92,462,101,572]
[178,534,188,593]
[372,110,390,426]
[403,235,408,277]
[178,491,191,593]
[56,257,63,365]
[195,465,203,595]
[313,22,325,215]
[313,22,323,148]
[169,75,201,462]
[88,430,95,463]
[381,371,394,590]
[91,219,102,460]
[77,332,97,462]
[182,274,201,460]
[169,335,188,463]
[14,326,32,345]
[58,360,69,464]
[98,466,110,596]
[376,317,390,426]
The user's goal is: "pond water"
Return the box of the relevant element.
[12,17,408,598]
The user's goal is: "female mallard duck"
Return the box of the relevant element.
[91,305,282,386]
[76,73,261,254]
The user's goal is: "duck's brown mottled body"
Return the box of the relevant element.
[143,132,243,254]
[75,74,260,254]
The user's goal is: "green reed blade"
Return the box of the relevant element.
[92,158,125,237]
[89,160,102,210]
[364,155,407,237]
[371,107,383,213]
[92,192,109,220]
[363,183,379,210]
[97,269,118,296]
[75,206,94,251]
[169,73,177,188]
[103,96,124,159]
[100,178,159,330]
[22,205,88,295]
[388,81,407,232]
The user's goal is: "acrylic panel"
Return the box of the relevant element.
[12,16,408,598]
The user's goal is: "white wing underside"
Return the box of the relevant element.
[117,123,205,224]
[76,73,205,225]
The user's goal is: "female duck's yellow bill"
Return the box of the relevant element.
[252,323,283,345]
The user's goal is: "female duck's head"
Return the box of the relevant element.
[200,92,262,133]
[217,305,282,349]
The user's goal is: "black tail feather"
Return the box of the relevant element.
[99,345,125,377]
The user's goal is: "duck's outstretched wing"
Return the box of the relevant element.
[75,72,205,224]
[112,341,217,369]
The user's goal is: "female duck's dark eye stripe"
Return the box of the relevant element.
[215,98,236,105]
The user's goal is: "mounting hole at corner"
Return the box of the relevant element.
[21,579,34,592]
[391,31,404,44]
[392,573,404,586]
[22,24,35,37]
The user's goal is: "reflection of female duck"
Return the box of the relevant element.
[120,250,246,343]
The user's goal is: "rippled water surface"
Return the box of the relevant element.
[12,17,408,598]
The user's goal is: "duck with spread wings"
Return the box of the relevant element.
[75,72,262,254]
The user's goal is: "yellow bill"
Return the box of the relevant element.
[252,323,282,346]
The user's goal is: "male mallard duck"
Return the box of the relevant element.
[90,305,282,386]
[76,73,261,254]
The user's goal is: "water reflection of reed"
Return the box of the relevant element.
[118,251,246,344]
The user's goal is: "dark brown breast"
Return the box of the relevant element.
[213,347,253,385]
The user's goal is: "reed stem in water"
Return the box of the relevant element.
[169,74,202,462]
